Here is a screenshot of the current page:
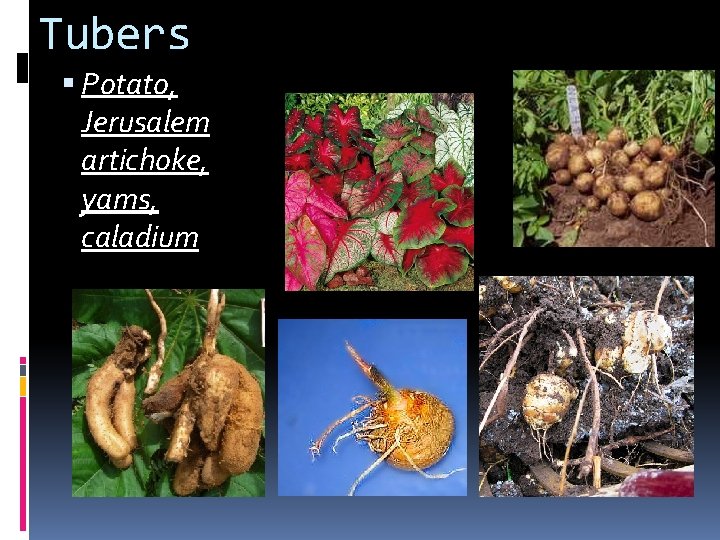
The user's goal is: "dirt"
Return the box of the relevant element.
[479,276,694,496]
[546,177,715,247]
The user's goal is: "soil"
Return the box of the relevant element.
[321,261,474,291]
[479,276,694,496]
[546,170,715,247]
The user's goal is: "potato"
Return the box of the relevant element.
[586,195,601,211]
[585,147,606,168]
[633,152,652,166]
[554,133,575,146]
[623,141,641,158]
[595,140,615,155]
[568,154,591,176]
[611,149,630,168]
[578,131,598,148]
[617,174,644,196]
[546,144,569,171]
[569,144,583,155]
[607,127,628,149]
[607,191,630,217]
[659,144,678,162]
[574,172,595,194]
[643,163,667,189]
[642,136,663,159]
[628,161,648,176]
[631,191,663,221]
[553,169,572,185]
[593,175,616,201]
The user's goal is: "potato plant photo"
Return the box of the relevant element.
[513,70,715,247]
[479,277,694,497]
[72,289,265,497]
[285,93,474,291]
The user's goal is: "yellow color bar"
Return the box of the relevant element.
[20,376,26,396]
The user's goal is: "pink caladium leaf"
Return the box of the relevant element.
[373,137,407,165]
[442,185,474,227]
[338,146,360,172]
[394,197,456,250]
[441,225,474,258]
[345,155,375,182]
[391,147,435,183]
[311,137,341,174]
[415,244,470,288]
[409,130,436,155]
[325,104,362,147]
[354,136,376,155]
[285,153,313,171]
[326,218,374,281]
[347,171,403,218]
[377,117,416,139]
[285,215,327,291]
[406,106,439,132]
[315,174,343,201]
[402,247,426,274]
[303,113,324,137]
[305,204,339,249]
[429,159,465,192]
[398,175,434,209]
[285,267,303,291]
[285,108,304,141]
[285,170,312,224]
[371,232,404,266]
[375,210,400,235]
[306,184,346,219]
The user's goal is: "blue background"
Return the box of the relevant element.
[278,319,467,496]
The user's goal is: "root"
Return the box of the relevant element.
[201,289,225,355]
[348,440,399,496]
[640,441,694,463]
[679,191,710,247]
[654,276,671,315]
[576,329,601,479]
[166,400,195,462]
[309,401,374,459]
[479,307,543,437]
[144,289,167,395]
[559,380,591,495]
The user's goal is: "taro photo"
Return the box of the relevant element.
[278,319,467,495]
[285,93,474,290]
[72,289,265,497]
[513,70,715,247]
[479,277,694,497]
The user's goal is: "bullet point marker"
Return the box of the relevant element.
[64,78,73,88]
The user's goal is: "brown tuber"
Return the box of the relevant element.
[617,174,644,196]
[585,196,601,211]
[631,191,663,222]
[607,127,628,149]
[568,154,591,176]
[659,145,678,162]
[642,137,663,159]
[546,145,569,171]
[574,172,595,194]
[607,191,630,218]
[553,170,572,186]
[593,176,616,202]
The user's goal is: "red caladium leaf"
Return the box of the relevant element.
[303,113,324,137]
[377,117,416,139]
[415,244,470,288]
[305,204,339,249]
[429,159,465,191]
[373,138,406,164]
[325,104,362,147]
[354,136,376,155]
[402,247,426,273]
[285,215,327,291]
[406,106,438,132]
[391,147,435,183]
[371,232,404,266]
[442,185,474,227]
[285,170,311,224]
[441,225,474,258]
[398,175,434,209]
[338,146,360,172]
[345,155,375,182]
[326,218,374,281]
[394,197,457,249]
[348,171,403,218]
[306,184,346,219]
[285,153,313,171]
[315,174,343,200]
[375,210,400,235]
[376,160,393,176]
[311,137,341,174]
[285,108,304,141]
[410,130,437,155]
[285,131,314,155]
[285,267,303,291]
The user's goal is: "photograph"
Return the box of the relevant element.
[285,93,474,291]
[71,289,265,497]
[513,70,715,247]
[479,276,694,496]
[278,318,467,495]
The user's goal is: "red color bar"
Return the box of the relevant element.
[20,356,26,532]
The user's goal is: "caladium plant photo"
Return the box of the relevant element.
[284,94,474,290]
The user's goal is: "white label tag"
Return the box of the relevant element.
[566,85,583,139]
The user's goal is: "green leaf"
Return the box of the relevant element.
[224,458,266,497]
[694,130,709,154]
[513,224,524,247]
[523,116,536,138]
[527,221,538,236]
[533,226,555,245]
[558,227,580,247]
[535,215,550,226]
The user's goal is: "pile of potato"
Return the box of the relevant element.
[546,128,678,221]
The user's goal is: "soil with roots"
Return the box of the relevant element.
[479,276,694,496]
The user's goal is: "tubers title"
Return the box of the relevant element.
[39,16,188,50]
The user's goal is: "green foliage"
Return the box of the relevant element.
[71,289,265,497]
[285,93,388,131]
[385,93,434,119]
[429,102,475,188]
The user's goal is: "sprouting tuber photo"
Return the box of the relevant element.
[72,289,265,497]
[277,319,467,495]
[479,277,694,497]
[513,70,715,247]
